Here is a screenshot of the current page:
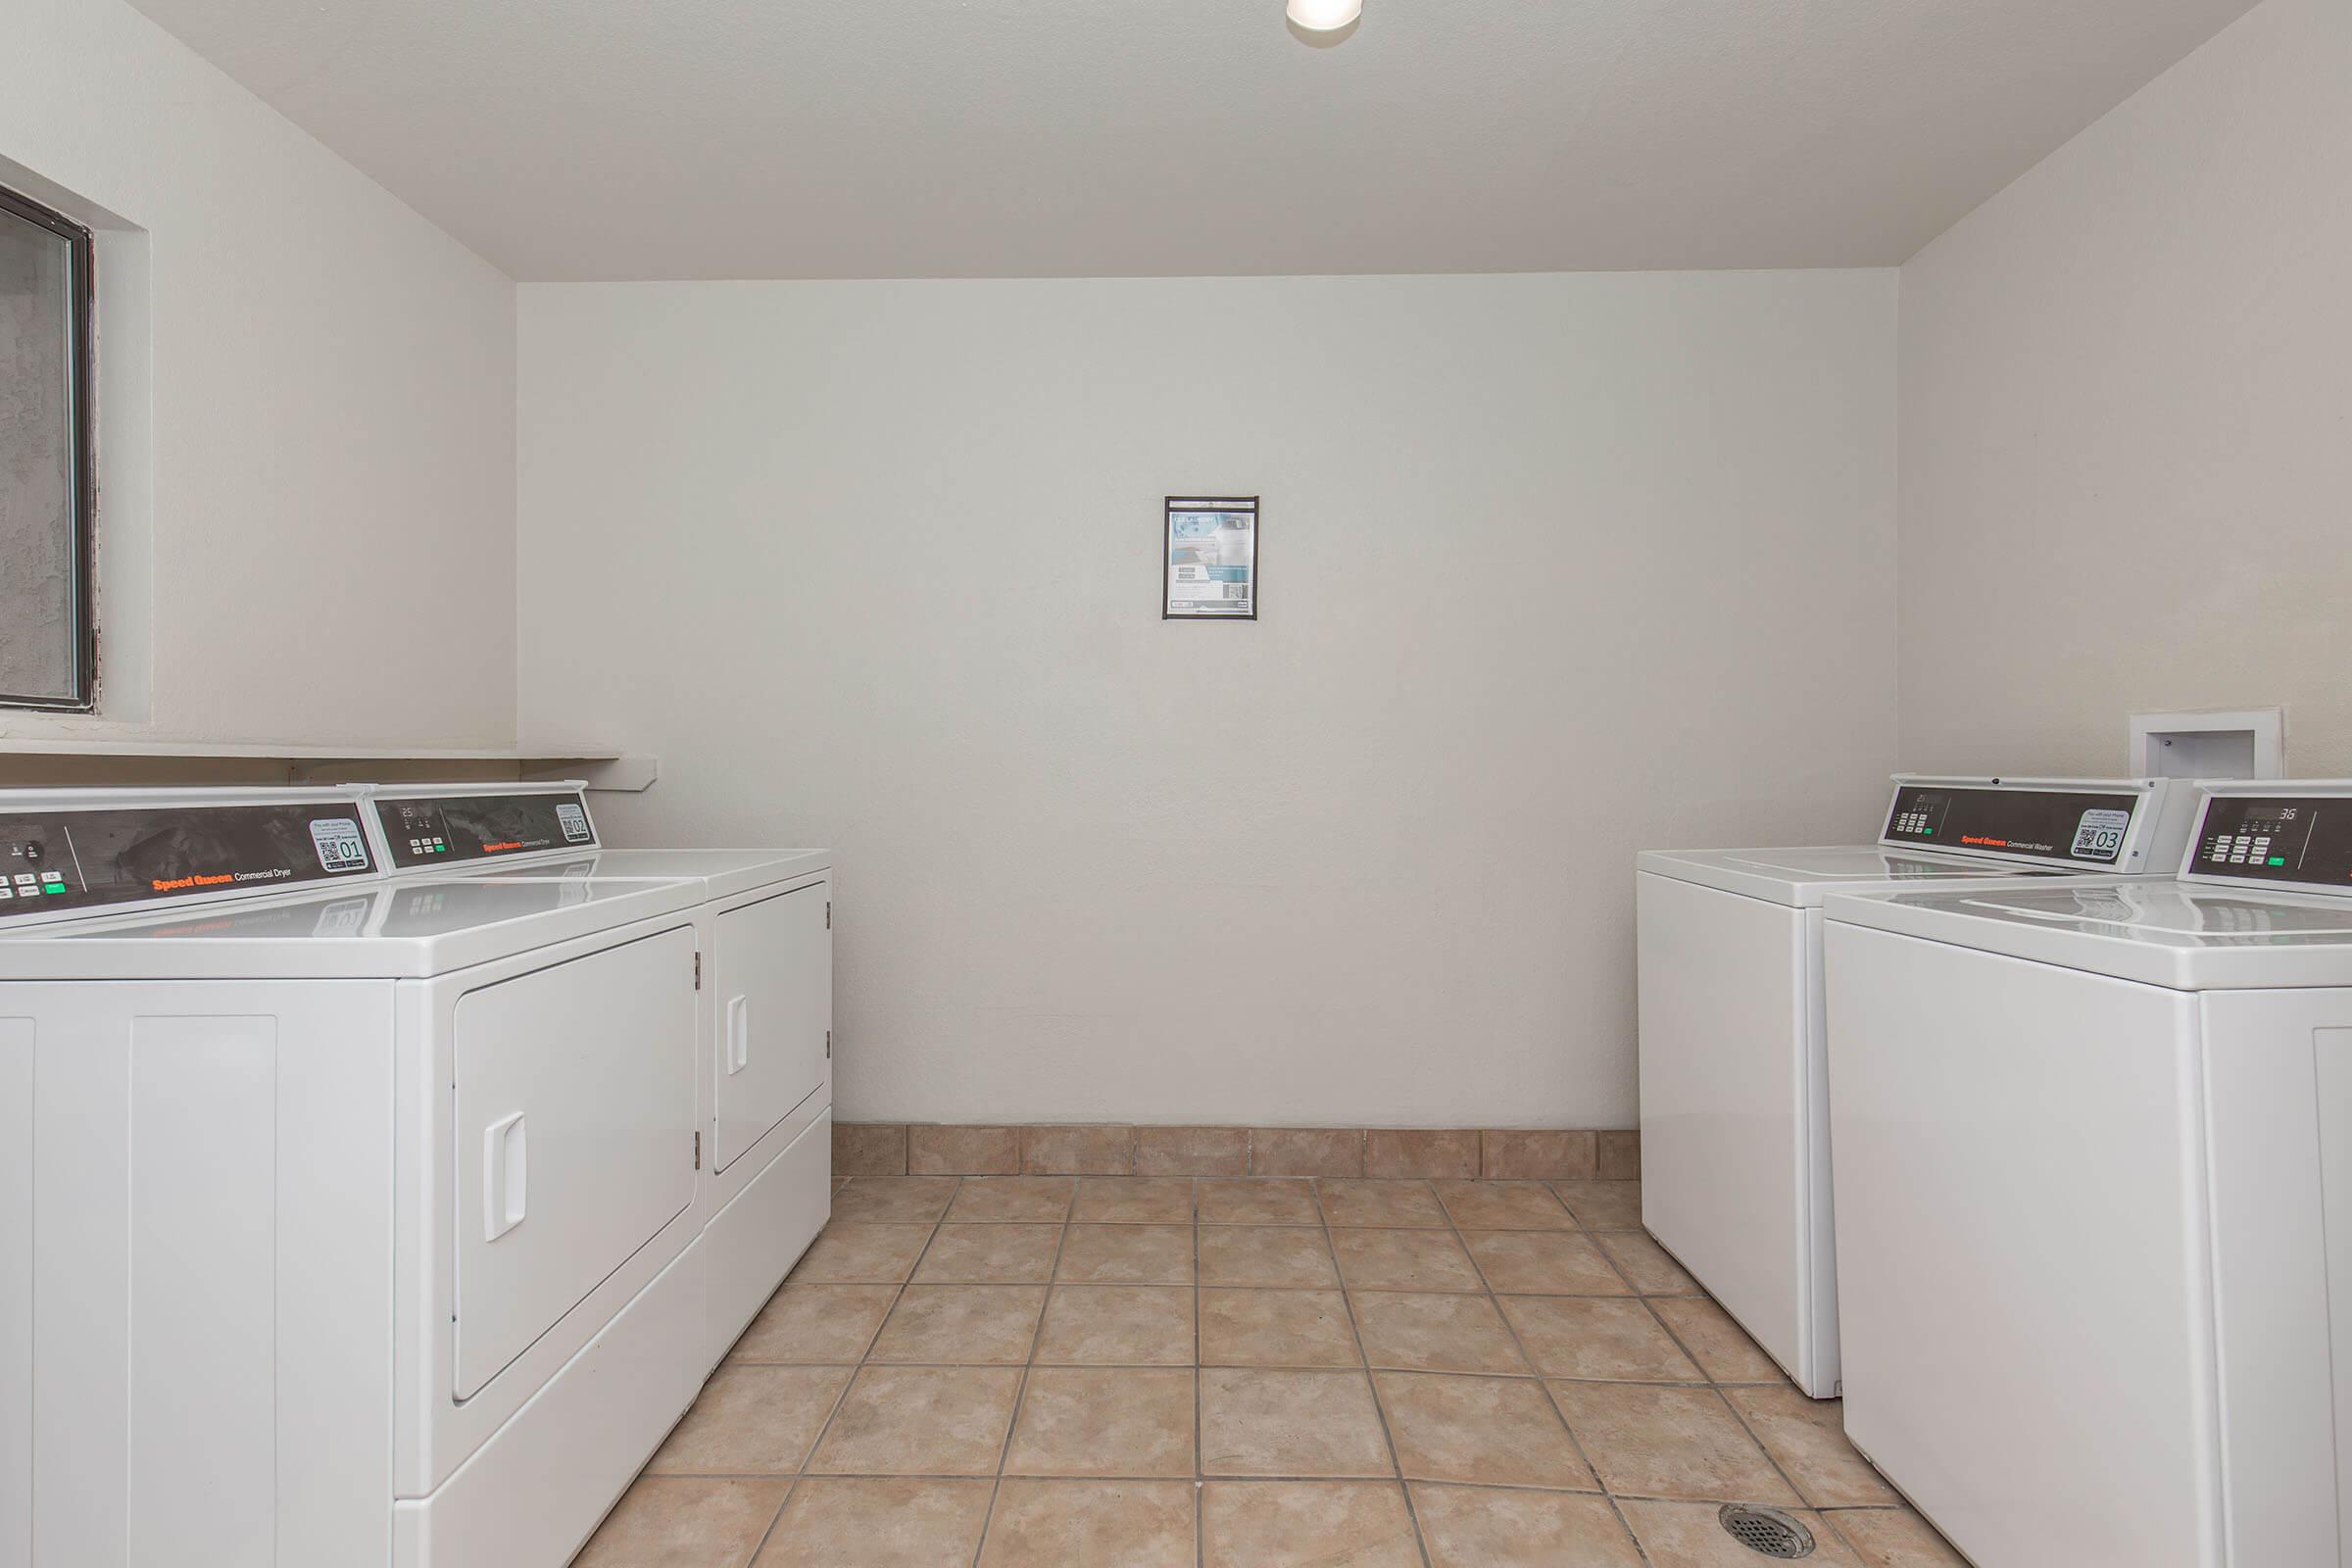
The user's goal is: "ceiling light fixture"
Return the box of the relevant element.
[1286,0,1362,41]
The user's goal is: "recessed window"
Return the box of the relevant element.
[0,182,96,710]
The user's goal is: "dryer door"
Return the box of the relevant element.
[711,881,831,1172]
[453,925,697,1399]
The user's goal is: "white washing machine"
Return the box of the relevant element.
[1823,779,2352,1568]
[1636,775,2200,1396]
[0,784,826,1568]
[368,781,836,1369]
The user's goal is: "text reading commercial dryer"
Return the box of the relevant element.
[1634,775,2198,1396]
[1823,779,2352,1568]
[0,786,720,1568]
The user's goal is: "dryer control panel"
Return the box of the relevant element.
[2188,794,2352,889]
[0,800,374,920]
[1881,783,2146,865]
[373,789,598,870]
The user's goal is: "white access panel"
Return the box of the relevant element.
[452,925,697,1400]
[1826,922,2222,1568]
[711,881,830,1172]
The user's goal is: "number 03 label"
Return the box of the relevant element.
[2070,808,2131,860]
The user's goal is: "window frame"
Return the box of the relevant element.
[0,180,97,711]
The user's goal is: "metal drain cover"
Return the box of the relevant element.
[1718,1503,1815,1558]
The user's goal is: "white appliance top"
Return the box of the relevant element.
[1822,881,2352,991]
[1638,775,2199,906]
[447,848,832,902]
[0,874,704,980]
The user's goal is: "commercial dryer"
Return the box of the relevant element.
[368,780,835,1368]
[1635,775,2199,1396]
[1823,779,2352,1567]
[0,784,822,1568]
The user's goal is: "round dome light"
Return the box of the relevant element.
[1286,0,1362,33]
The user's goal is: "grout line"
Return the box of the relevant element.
[1194,1185,1206,1568]
[1310,1177,1436,1568]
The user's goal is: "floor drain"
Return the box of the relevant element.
[1718,1503,1815,1558]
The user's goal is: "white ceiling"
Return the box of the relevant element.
[125,0,2257,280]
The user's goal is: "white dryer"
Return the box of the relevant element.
[368,781,836,1369]
[1636,775,2199,1396]
[1822,780,2352,1568]
[0,785,753,1568]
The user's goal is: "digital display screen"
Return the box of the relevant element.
[1881,786,2144,864]
[0,802,374,919]
[374,791,597,869]
[2192,797,2352,886]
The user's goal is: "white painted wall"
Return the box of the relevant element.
[0,0,515,745]
[520,272,1897,1126]
[1898,0,2351,776]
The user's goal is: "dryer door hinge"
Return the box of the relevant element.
[693,1130,702,1170]
[694,952,702,989]
[825,1029,833,1060]
[825,901,832,930]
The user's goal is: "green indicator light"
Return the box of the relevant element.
[2270,857,2287,866]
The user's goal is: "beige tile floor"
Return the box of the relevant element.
[574,1175,1970,1567]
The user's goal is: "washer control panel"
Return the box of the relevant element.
[2190,795,2352,888]
[0,801,374,920]
[372,790,597,870]
[1881,784,2144,864]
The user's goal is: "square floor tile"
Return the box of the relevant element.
[1598,1231,1701,1295]
[1549,1180,1643,1230]
[1618,1499,1863,1566]
[1463,1231,1630,1295]
[756,1477,995,1567]
[1200,1481,1421,1568]
[1410,1483,1645,1567]
[573,1476,792,1568]
[1824,1507,1971,1566]
[945,1175,1074,1222]
[1725,1388,1900,1506]
[1549,1381,1797,1504]
[1199,1224,1341,1288]
[1055,1223,1196,1284]
[1499,1296,1701,1382]
[789,1223,933,1284]
[647,1365,853,1474]
[1373,1371,1595,1491]
[806,1366,1023,1476]
[1200,1289,1363,1367]
[1330,1228,1485,1293]
[1651,1298,1783,1383]
[1317,1179,1446,1228]
[978,1479,1198,1567]
[1198,1177,1320,1224]
[1200,1368,1396,1477]
[867,1284,1045,1364]
[1071,1176,1197,1223]
[1004,1366,1197,1477]
[1349,1291,1529,1375]
[1434,1180,1576,1229]
[1033,1285,1197,1365]
[911,1223,1063,1284]
[830,1176,959,1223]
[729,1284,899,1363]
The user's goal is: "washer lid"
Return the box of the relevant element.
[0,873,705,980]
[1823,880,2352,990]
[1637,844,2087,907]
[444,847,832,902]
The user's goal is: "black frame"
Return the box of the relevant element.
[1161,495,1259,621]
[0,181,97,710]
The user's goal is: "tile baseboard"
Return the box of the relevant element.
[834,1121,1640,1181]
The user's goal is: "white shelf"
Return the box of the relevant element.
[0,738,659,791]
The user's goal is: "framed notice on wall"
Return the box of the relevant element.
[1163,496,1257,620]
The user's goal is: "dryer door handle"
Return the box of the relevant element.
[483,1111,528,1242]
[726,995,752,1076]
